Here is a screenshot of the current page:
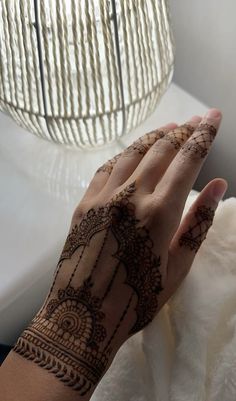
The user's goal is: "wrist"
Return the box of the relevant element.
[13,309,112,395]
[1,350,94,401]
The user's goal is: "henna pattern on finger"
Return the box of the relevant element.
[181,123,217,158]
[96,129,166,175]
[179,205,215,252]
[123,129,166,156]
[96,153,121,175]
[161,123,195,150]
[14,181,163,395]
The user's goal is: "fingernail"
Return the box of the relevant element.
[190,115,202,123]
[212,180,228,203]
[206,108,222,119]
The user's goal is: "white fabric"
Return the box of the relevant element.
[92,192,236,401]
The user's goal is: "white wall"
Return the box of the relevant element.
[169,0,236,196]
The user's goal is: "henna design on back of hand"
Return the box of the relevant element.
[14,182,163,395]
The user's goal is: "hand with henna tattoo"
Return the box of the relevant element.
[0,109,227,401]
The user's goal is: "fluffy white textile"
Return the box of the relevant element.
[92,192,236,401]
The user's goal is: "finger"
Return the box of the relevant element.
[104,123,177,191]
[166,178,227,292]
[156,109,222,217]
[81,152,122,201]
[85,123,177,199]
[132,115,202,193]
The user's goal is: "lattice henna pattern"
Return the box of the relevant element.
[161,123,195,150]
[95,124,197,176]
[179,205,215,252]
[182,123,217,158]
[14,182,163,394]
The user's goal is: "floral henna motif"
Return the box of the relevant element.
[179,205,215,252]
[45,278,106,346]
[14,182,163,394]
[60,182,136,262]
[182,123,217,158]
[108,188,162,333]
[60,209,112,262]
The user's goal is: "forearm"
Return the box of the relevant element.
[0,351,95,401]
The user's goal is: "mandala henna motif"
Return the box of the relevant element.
[179,205,215,252]
[14,181,163,395]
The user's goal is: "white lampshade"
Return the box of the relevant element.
[0,0,174,148]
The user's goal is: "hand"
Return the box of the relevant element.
[4,109,227,401]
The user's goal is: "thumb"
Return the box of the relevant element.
[167,178,227,289]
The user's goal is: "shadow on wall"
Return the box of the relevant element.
[170,0,236,196]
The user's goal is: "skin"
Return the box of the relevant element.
[0,109,227,401]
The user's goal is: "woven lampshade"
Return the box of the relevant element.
[0,0,174,148]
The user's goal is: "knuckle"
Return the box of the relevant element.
[96,154,121,175]
[148,196,169,220]
[123,140,150,157]
[148,194,182,229]
[72,202,88,222]
[96,161,111,175]
[180,140,206,161]
[150,138,169,155]
[180,122,217,161]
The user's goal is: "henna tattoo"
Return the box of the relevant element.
[14,181,163,394]
[182,123,217,158]
[95,128,166,175]
[96,153,121,175]
[179,205,215,252]
[161,124,195,149]
[123,129,165,156]
[14,279,109,395]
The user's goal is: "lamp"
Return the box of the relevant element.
[0,0,174,148]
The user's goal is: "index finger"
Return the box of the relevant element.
[156,108,222,212]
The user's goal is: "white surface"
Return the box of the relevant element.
[0,83,208,345]
[170,0,236,195]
